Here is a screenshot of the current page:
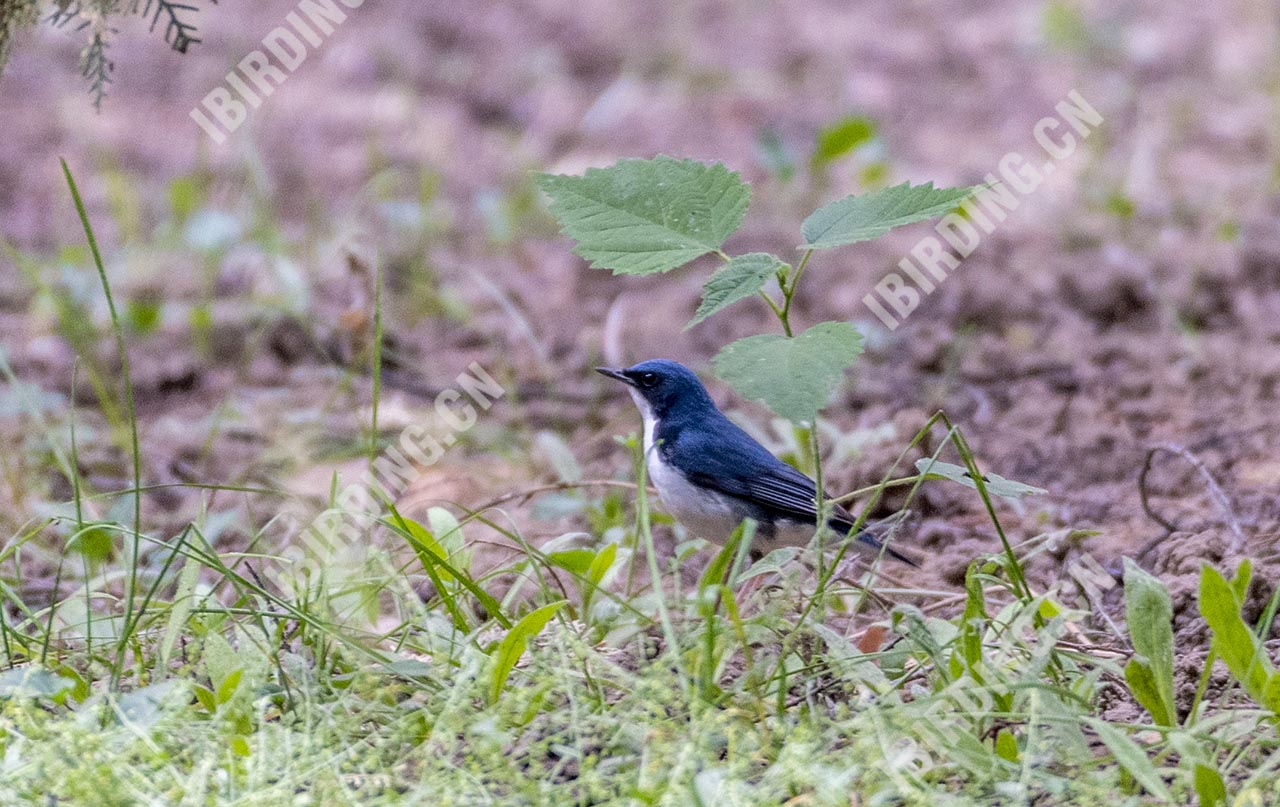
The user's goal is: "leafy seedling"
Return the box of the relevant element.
[1199,561,1280,713]
[537,155,978,426]
[1122,558,1178,727]
[489,601,566,704]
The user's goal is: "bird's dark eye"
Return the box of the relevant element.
[638,372,659,388]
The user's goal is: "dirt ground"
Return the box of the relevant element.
[2,0,1279,671]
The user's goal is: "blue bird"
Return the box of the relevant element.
[596,359,916,565]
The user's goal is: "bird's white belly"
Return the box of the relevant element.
[646,448,743,541]
[647,451,822,548]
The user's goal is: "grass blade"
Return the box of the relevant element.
[60,158,143,690]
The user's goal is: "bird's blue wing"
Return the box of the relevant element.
[663,415,917,565]
[664,415,831,521]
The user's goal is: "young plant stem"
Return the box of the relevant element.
[832,474,925,504]
[777,248,814,337]
[757,289,785,321]
[810,426,827,586]
[933,411,1033,602]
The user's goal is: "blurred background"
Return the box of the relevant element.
[1,0,1278,597]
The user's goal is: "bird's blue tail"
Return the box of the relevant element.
[843,524,918,567]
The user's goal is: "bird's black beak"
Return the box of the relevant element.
[595,367,635,386]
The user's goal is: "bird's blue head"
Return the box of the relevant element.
[595,359,715,420]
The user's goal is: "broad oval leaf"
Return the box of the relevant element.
[1123,659,1170,730]
[712,321,863,424]
[1193,764,1229,807]
[688,253,787,328]
[1122,558,1177,726]
[1084,718,1173,801]
[536,157,750,275]
[489,601,567,703]
[582,542,619,614]
[1199,562,1275,708]
[801,181,978,249]
[587,543,618,588]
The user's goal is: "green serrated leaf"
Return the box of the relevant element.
[688,253,786,328]
[712,321,863,424]
[915,459,1047,500]
[1122,558,1177,726]
[537,156,750,275]
[801,181,978,249]
[489,601,566,704]
[1085,718,1172,801]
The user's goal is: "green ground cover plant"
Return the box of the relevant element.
[0,158,1274,806]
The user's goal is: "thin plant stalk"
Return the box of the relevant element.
[60,159,144,689]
